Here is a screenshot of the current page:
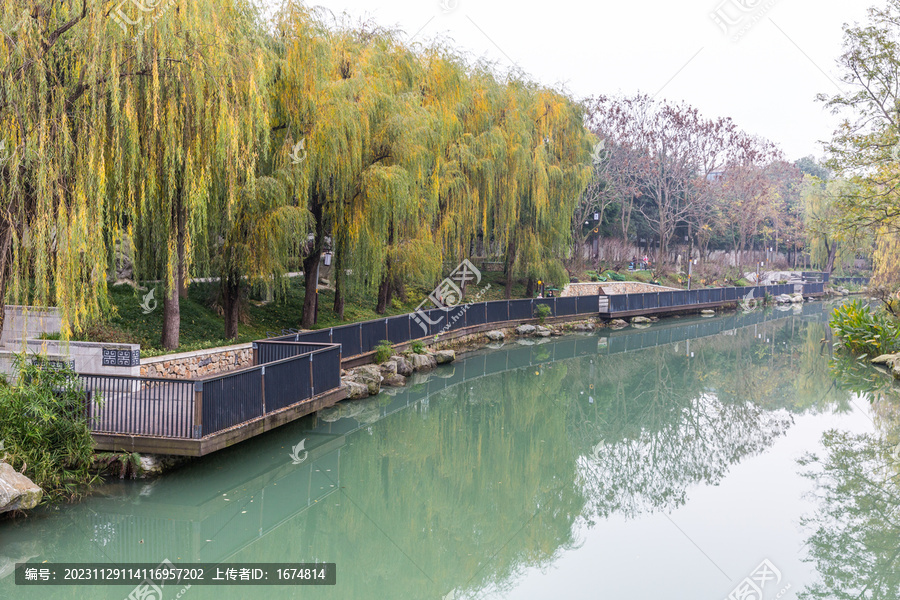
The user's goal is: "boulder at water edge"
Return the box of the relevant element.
[0,462,42,515]
[485,330,505,341]
[516,324,536,335]
[433,350,456,364]
[409,353,438,371]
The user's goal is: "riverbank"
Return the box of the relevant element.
[2,299,875,598]
[3,285,831,520]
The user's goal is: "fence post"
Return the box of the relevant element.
[260,365,267,415]
[193,381,203,439]
[506,300,510,322]
[309,353,315,396]
[252,342,259,366]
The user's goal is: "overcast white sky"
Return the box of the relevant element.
[264,0,875,162]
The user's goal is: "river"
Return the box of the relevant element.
[2,300,898,599]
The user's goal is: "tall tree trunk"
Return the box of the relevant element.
[301,197,324,329]
[376,225,395,314]
[222,276,241,340]
[824,240,838,274]
[301,250,321,329]
[161,281,180,350]
[177,205,188,299]
[162,198,184,349]
[375,274,390,314]
[504,237,517,299]
[525,277,535,297]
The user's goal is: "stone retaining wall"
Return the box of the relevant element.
[561,282,678,296]
[140,343,253,379]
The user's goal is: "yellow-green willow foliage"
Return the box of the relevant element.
[419,50,486,264]
[0,2,117,336]
[487,79,594,297]
[274,5,378,325]
[116,0,274,348]
[337,32,441,314]
[0,1,272,344]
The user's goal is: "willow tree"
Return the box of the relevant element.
[274,7,445,323]
[339,33,443,315]
[274,6,380,327]
[106,0,274,349]
[487,79,593,297]
[415,54,496,287]
[0,2,122,337]
[211,169,312,339]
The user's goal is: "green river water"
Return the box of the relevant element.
[2,300,899,599]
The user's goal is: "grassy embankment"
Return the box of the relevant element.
[73,273,528,357]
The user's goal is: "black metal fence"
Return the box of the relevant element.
[802,271,831,283]
[263,284,825,359]
[81,375,195,438]
[84,341,343,440]
[85,282,826,441]
[254,341,334,364]
[832,277,869,286]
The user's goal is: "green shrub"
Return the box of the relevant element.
[830,300,900,356]
[410,341,426,354]
[373,340,394,364]
[535,304,552,324]
[0,356,100,502]
[605,271,626,282]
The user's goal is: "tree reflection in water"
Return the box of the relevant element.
[0,311,866,600]
[798,352,900,599]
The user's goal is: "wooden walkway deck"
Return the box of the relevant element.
[92,387,346,456]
